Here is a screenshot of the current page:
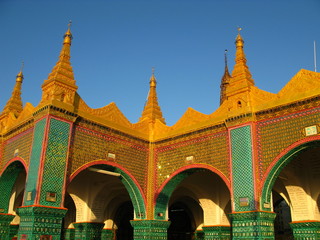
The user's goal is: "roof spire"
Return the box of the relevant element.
[139,68,165,124]
[40,22,77,105]
[2,66,24,116]
[230,27,254,87]
[220,49,231,105]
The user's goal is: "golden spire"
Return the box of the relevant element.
[40,22,78,105]
[220,49,231,105]
[230,27,254,87]
[44,21,76,86]
[139,68,166,124]
[2,65,24,116]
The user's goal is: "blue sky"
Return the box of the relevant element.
[1,0,319,126]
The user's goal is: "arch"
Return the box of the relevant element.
[260,139,320,210]
[0,159,27,213]
[154,165,231,220]
[69,160,146,219]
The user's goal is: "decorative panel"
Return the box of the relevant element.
[39,118,71,207]
[2,128,33,169]
[24,118,46,205]
[230,125,254,212]
[257,107,320,180]
[155,130,228,188]
[70,125,148,193]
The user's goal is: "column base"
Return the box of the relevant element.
[290,221,320,240]
[229,211,276,239]
[195,229,204,240]
[16,205,67,240]
[202,225,231,240]
[101,228,114,239]
[73,222,104,239]
[0,213,15,240]
[64,228,75,240]
[130,219,170,240]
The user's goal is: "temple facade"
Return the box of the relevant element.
[0,26,320,240]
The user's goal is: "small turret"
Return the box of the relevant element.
[220,50,231,105]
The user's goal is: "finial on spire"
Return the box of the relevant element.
[235,27,244,47]
[237,27,242,33]
[224,49,228,67]
[150,67,156,87]
[63,20,73,44]
[16,61,24,82]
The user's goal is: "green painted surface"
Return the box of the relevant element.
[24,118,46,205]
[17,205,67,240]
[73,222,104,240]
[0,214,15,240]
[290,221,320,240]
[229,211,276,239]
[230,125,255,212]
[202,226,231,240]
[39,118,71,207]
[101,228,114,239]
[130,220,170,240]
[0,162,24,213]
[154,169,196,220]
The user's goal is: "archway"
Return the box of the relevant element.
[261,141,320,238]
[66,163,145,239]
[0,160,27,238]
[155,167,231,239]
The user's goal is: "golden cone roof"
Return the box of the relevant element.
[139,71,166,124]
[43,25,77,88]
[2,71,24,116]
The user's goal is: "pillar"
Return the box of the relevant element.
[64,228,75,240]
[290,221,320,239]
[17,113,73,238]
[130,220,170,240]
[9,224,19,239]
[229,211,276,239]
[202,226,231,240]
[73,222,104,240]
[101,228,114,239]
[16,205,67,239]
[0,213,15,240]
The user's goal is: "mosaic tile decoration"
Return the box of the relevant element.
[39,118,71,207]
[70,125,148,194]
[257,107,320,181]
[155,130,229,189]
[24,118,46,205]
[2,128,33,169]
[230,125,255,212]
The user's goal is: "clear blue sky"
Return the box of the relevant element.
[1,0,319,126]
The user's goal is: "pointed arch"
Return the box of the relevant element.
[260,138,320,211]
[69,160,146,219]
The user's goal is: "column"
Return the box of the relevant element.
[202,226,231,240]
[73,222,104,239]
[290,221,320,239]
[229,125,276,239]
[17,115,73,239]
[101,228,114,239]
[0,213,14,240]
[130,220,170,240]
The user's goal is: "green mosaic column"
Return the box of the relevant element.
[130,220,170,240]
[0,213,15,240]
[101,228,114,239]
[64,228,75,240]
[73,222,105,240]
[202,226,231,240]
[230,125,276,239]
[17,205,67,240]
[290,221,320,239]
[229,211,275,239]
[9,224,19,239]
[18,117,72,239]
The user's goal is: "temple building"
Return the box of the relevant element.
[1,25,320,240]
